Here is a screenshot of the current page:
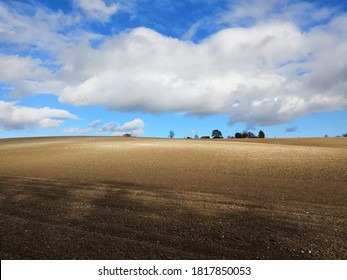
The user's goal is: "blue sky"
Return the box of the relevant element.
[0,0,346,138]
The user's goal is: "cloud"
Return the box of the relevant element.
[74,0,119,22]
[39,118,63,128]
[88,119,102,129]
[220,0,279,26]
[0,2,93,97]
[98,118,144,136]
[63,127,86,134]
[0,1,81,53]
[1,1,347,129]
[63,119,101,134]
[0,55,45,83]
[114,118,144,136]
[0,101,76,130]
[220,0,336,28]
[286,126,298,133]
[98,122,118,133]
[58,18,347,126]
[182,23,200,41]
[0,54,65,97]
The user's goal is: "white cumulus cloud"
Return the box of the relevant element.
[0,101,76,130]
[58,19,347,126]
[98,118,144,136]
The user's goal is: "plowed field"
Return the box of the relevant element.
[0,137,346,259]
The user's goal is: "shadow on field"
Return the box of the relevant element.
[0,177,345,259]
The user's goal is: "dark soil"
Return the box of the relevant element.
[0,137,346,259]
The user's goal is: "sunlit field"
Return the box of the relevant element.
[0,136,346,259]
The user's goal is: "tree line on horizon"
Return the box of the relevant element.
[209,129,265,139]
[123,130,346,138]
[168,129,266,139]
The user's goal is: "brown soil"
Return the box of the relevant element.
[0,136,346,259]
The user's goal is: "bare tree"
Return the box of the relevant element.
[169,130,175,138]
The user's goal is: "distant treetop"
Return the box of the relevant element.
[212,129,223,138]
[258,130,265,138]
